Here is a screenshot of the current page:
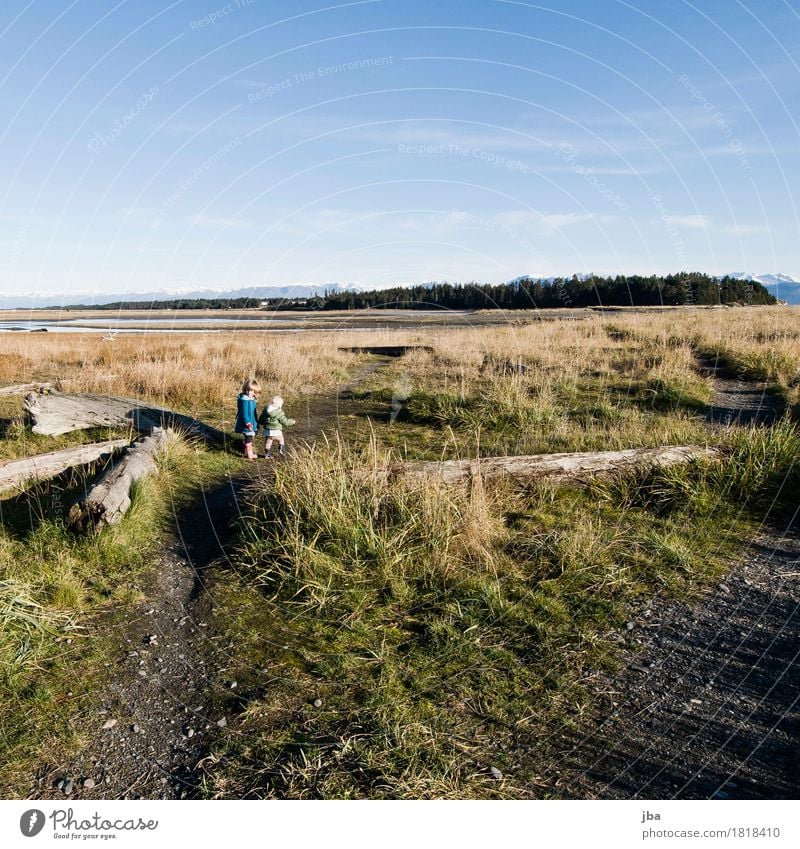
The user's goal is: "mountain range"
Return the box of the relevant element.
[722,273,800,304]
[1,273,798,309]
[0,283,392,310]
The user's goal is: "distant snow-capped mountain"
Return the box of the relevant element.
[0,282,399,310]
[3,273,797,310]
[724,272,800,304]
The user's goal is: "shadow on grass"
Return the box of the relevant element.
[0,457,116,538]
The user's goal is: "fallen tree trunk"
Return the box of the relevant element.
[0,439,130,494]
[24,392,226,444]
[66,428,170,534]
[0,382,55,396]
[390,445,723,486]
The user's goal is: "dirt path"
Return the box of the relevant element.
[31,359,392,800]
[31,470,263,800]
[546,360,797,798]
[698,356,785,426]
[549,526,800,799]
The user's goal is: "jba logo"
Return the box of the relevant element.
[20,809,46,837]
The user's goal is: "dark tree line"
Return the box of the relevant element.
[61,273,776,312]
[63,297,265,310]
[318,273,775,310]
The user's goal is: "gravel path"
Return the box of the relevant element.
[551,526,800,799]
[32,472,258,800]
[31,362,390,800]
[548,361,797,799]
[698,356,786,426]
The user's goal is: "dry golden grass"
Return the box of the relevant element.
[367,307,800,425]
[0,332,364,414]
[1,305,797,423]
[411,306,800,386]
[609,306,800,391]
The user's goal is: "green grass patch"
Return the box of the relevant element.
[349,374,714,460]
[697,342,797,386]
[0,434,235,795]
[200,424,799,798]
[610,375,713,413]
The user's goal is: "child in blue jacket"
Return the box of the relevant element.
[234,378,261,460]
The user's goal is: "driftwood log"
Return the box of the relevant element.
[0,439,130,494]
[67,428,170,534]
[390,445,722,486]
[24,392,226,444]
[0,382,55,397]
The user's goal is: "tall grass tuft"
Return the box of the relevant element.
[0,577,72,679]
[204,424,794,799]
[240,437,506,609]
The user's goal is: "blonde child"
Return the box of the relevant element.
[258,395,295,458]
[234,378,261,460]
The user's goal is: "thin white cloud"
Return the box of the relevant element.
[539,164,658,176]
[270,208,618,242]
[540,212,617,228]
[494,211,619,234]
[234,78,271,89]
[188,214,253,230]
[667,214,712,230]
[722,223,769,236]
[120,206,160,218]
[0,213,52,224]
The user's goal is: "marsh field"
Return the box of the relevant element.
[1,305,798,799]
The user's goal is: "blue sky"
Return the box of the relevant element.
[1,0,798,297]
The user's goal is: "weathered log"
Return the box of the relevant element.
[0,382,55,396]
[0,439,130,495]
[24,392,226,444]
[66,428,170,534]
[390,445,723,486]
